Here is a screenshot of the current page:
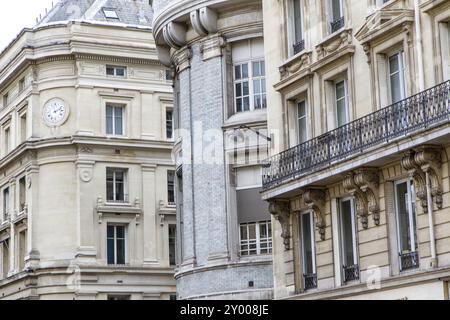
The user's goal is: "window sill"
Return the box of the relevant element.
[224,109,267,129]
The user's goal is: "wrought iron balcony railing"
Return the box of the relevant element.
[303,273,318,290]
[343,264,360,283]
[293,39,305,55]
[400,251,419,271]
[262,80,450,190]
[330,16,345,33]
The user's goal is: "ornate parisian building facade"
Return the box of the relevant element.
[0,0,176,300]
[153,0,274,300]
[262,0,450,299]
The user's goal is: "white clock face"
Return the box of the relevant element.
[43,99,67,126]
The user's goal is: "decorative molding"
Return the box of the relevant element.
[200,36,226,61]
[279,51,312,80]
[316,29,353,61]
[303,189,327,241]
[269,200,291,250]
[172,47,192,73]
[354,168,380,226]
[401,150,429,213]
[343,173,369,229]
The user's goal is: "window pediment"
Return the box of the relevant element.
[355,9,414,45]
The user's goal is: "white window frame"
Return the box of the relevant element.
[166,108,174,140]
[335,79,349,127]
[339,197,358,267]
[106,104,125,136]
[328,0,344,34]
[239,221,272,256]
[394,178,417,255]
[388,51,407,104]
[300,211,317,275]
[107,224,128,265]
[106,168,128,204]
[106,65,126,78]
[233,61,266,113]
[289,0,305,56]
[297,100,308,144]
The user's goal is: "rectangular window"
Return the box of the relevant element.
[252,61,267,110]
[330,0,344,33]
[106,168,127,203]
[1,239,9,279]
[106,65,126,77]
[234,63,250,112]
[103,9,119,20]
[297,101,308,144]
[389,52,406,103]
[166,110,173,140]
[19,177,26,213]
[293,0,305,55]
[20,112,27,143]
[107,225,126,265]
[2,93,8,108]
[167,171,175,205]
[395,179,419,271]
[301,212,317,290]
[339,198,359,283]
[169,224,176,266]
[108,295,131,300]
[19,78,25,93]
[4,127,10,153]
[18,230,27,271]
[106,104,124,136]
[335,80,349,127]
[3,188,9,221]
[240,221,272,256]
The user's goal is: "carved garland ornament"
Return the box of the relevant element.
[269,201,291,250]
[401,147,443,212]
[303,189,327,241]
[343,168,380,229]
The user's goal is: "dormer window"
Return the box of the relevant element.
[103,8,119,20]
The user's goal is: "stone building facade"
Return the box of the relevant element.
[262,0,450,299]
[0,0,176,300]
[153,0,274,300]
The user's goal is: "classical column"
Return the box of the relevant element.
[75,156,96,264]
[142,164,158,264]
[8,179,16,276]
[25,162,40,268]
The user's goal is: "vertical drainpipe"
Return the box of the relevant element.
[414,0,425,91]
[426,171,437,267]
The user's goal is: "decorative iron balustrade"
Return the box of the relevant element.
[343,264,360,283]
[262,80,450,190]
[330,16,345,33]
[293,39,305,55]
[304,273,318,290]
[400,251,419,271]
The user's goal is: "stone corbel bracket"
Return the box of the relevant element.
[163,22,187,49]
[401,150,430,213]
[190,7,218,37]
[303,189,327,241]
[343,173,369,229]
[354,168,380,226]
[414,146,443,210]
[269,200,291,250]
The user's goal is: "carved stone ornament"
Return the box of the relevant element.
[353,168,380,226]
[401,150,429,213]
[269,200,291,250]
[172,47,192,73]
[343,173,369,229]
[402,147,443,212]
[279,52,312,79]
[200,36,226,61]
[303,189,327,240]
[316,29,353,60]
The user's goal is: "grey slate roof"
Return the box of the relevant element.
[37,0,154,27]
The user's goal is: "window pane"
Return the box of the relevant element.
[336,81,346,99]
[236,98,243,112]
[242,81,249,96]
[389,55,400,74]
[106,67,115,76]
[336,98,348,127]
[331,0,342,20]
[116,238,126,264]
[235,65,241,80]
[294,0,303,42]
[243,97,250,111]
[107,238,115,264]
[242,64,249,78]
[235,83,242,97]
[248,224,256,240]
[390,72,402,103]
[240,225,248,240]
[340,200,355,266]
[116,226,125,239]
[396,182,412,253]
[114,107,123,135]
[253,80,261,94]
[106,106,113,134]
[253,62,261,77]
[302,213,314,274]
[116,68,125,77]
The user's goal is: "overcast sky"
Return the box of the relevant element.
[0,0,56,52]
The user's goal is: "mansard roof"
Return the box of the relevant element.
[36,0,154,28]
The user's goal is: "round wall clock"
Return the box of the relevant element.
[43,98,70,127]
